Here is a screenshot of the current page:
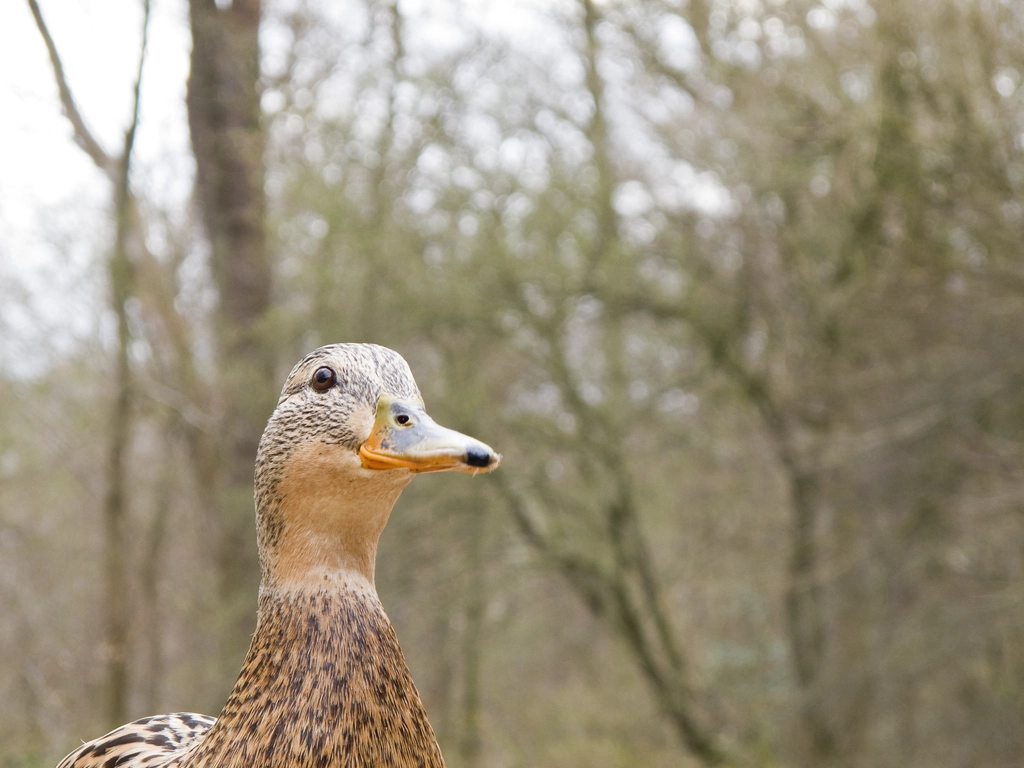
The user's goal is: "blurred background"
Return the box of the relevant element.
[2,0,1024,766]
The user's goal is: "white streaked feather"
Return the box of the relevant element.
[56,713,215,768]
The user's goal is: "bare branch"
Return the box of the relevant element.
[102,0,151,727]
[122,0,151,169]
[26,0,116,181]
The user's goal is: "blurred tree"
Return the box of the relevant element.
[9,1,1024,767]
[100,0,150,727]
[185,0,275,665]
[26,0,153,730]
[617,0,1024,764]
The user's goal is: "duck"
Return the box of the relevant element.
[55,343,500,768]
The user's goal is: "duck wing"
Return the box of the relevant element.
[56,713,215,768]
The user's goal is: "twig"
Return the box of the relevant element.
[26,0,116,181]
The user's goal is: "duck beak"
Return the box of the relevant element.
[359,393,501,475]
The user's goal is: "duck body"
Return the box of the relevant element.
[58,583,441,768]
[179,580,443,767]
[55,344,498,768]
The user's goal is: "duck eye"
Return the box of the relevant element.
[311,367,336,392]
[396,414,411,425]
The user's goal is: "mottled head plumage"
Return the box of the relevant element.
[272,343,422,446]
[278,343,422,408]
[256,344,420,481]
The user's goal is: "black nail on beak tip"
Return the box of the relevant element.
[465,448,492,468]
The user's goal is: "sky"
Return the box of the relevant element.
[2,0,193,207]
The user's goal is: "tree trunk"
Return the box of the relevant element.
[185,0,274,664]
[102,0,150,726]
[102,188,133,729]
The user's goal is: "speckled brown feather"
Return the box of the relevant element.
[172,587,443,767]
[54,344,453,768]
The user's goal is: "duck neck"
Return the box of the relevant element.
[255,445,414,588]
[185,577,445,768]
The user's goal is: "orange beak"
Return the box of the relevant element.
[358,394,501,475]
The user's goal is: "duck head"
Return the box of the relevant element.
[254,343,499,588]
